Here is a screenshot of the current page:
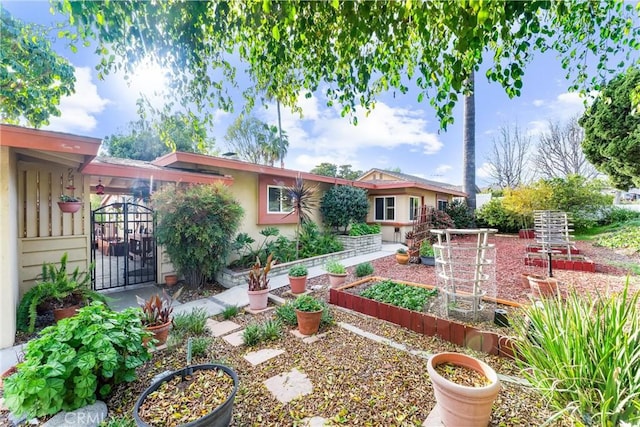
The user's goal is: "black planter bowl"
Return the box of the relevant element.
[420,256,435,266]
[133,364,239,427]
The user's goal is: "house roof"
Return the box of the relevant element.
[358,168,466,197]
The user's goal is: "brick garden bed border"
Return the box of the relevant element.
[328,277,519,359]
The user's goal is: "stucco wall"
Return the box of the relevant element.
[0,147,18,348]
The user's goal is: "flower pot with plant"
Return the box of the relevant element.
[288,264,308,294]
[427,352,501,427]
[325,260,347,288]
[16,253,107,333]
[405,231,416,248]
[247,254,273,310]
[396,248,409,265]
[419,240,436,266]
[292,294,324,335]
[57,194,82,213]
[137,288,182,346]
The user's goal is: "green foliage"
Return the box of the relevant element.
[512,283,640,425]
[242,323,262,347]
[291,294,323,312]
[189,337,211,358]
[598,207,640,226]
[285,177,319,259]
[275,303,298,326]
[476,198,522,233]
[220,305,240,320]
[16,253,105,333]
[100,416,135,427]
[396,248,407,254]
[242,319,282,346]
[172,307,208,335]
[422,207,455,240]
[419,240,434,257]
[355,262,374,278]
[361,280,438,312]
[152,183,243,287]
[594,224,640,253]
[296,221,344,259]
[325,260,346,275]
[230,227,279,269]
[310,163,363,180]
[4,303,151,418]
[224,114,288,166]
[444,199,475,229]
[545,175,613,230]
[580,68,640,190]
[136,289,182,327]
[0,8,75,127]
[320,186,369,234]
[265,235,297,264]
[288,264,308,277]
[348,223,381,236]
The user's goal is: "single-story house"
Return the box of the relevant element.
[0,124,465,349]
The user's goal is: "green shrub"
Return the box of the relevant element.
[422,207,455,240]
[476,198,522,233]
[512,283,640,426]
[355,262,374,277]
[189,337,211,357]
[598,206,640,226]
[229,227,280,269]
[260,319,282,341]
[100,416,135,427]
[444,199,475,228]
[361,280,438,311]
[242,323,262,346]
[419,240,434,257]
[594,225,640,253]
[297,221,343,259]
[292,294,323,312]
[265,235,297,263]
[275,303,298,326]
[289,264,308,277]
[4,302,151,418]
[320,185,369,234]
[221,305,240,320]
[348,223,381,236]
[325,260,346,274]
[152,183,244,287]
[172,307,208,335]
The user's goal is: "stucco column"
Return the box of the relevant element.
[0,146,18,349]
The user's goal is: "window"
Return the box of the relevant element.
[267,186,292,213]
[374,196,395,221]
[438,200,449,211]
[409,197,420,221]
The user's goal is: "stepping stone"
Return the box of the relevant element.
[244,306,275,315]
[269,294,287,305]
[213,286,249,307]
[264,368,313,404]
[290,329,328,344]
[43,400,107,426]
[222,330,245,347]
[207,319,242,337]
[422,404,443,426]
[243,348,285,366]
[173,299,224,317]
[282,289,312,297]
[302,416,329,426]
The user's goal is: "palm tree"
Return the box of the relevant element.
[463,71,477,211]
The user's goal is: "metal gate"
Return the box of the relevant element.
[91,202,156,290]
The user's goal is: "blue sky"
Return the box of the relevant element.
[5,1,604,186]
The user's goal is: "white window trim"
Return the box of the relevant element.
[374,196,396,221]
[409,196,420,221]
[267,185,292,214]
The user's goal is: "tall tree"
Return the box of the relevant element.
[310,163,363,180]
[224,115,288,165]
[580,68,640,190]
[0,7,75,127]
[533,116,599,180]
[338,164,363,180]
[463,72,476,210]
[486,122,532,189]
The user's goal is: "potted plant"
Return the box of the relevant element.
[58,194,82,213]
[405,230,416,248]
[16,253,106,333]
[396,248,409,265]
[288,264,309,294]
[325,260,347,288]
[427,352,501,427]
[419,240,435,266]
[137,288,182,346]
[247,254,273,310]
[527,275,559,298]
[292,294,324,335]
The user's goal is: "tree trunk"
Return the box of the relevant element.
[463,71,477,211]
[277,100,284,168]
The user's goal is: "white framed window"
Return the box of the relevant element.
[438,200,449,211]
[374,196,395,221]
[409,197,420,221]
[267,186,292,213]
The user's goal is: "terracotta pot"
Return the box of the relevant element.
[165,274,178,287]
[247,288,269,310]
[527,275,558,298]
[53,304,81,322]
[396,253,409,265]
[146,320,172,346]
[0,365,17,390]
[57,201,82,213]
[520,273,545,289]
[295,309,323,335]
[288,275,307,294]
[328,273,347,288]
[427,352,501,427]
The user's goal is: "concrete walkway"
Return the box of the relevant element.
[0,244,403,373]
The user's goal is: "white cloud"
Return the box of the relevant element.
[45,67,110,133]
[526,120,549,137]
[435,164,452,175]
[476,162,495,180]
[532,99,545,107]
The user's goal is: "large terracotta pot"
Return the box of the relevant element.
[288,275,308,294]
[247,288,269,310]
[328,273,347,288]
[396,253,410,265]
[295,309,323,335]
[146,320,172,346]
[427,352,500,427]
[165,274,178,287]
[527,275,559,298]
[53,304,81,322]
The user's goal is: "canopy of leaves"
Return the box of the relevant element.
[310,162,364,180]
[224,114,288,165]
[55,1,639,129]
[0,7,75,127]
[320,185,369,233]
[580,68,640,190]
[152,183,243,287]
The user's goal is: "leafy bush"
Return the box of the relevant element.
[275,299,333,327]
[292,294,323,312]
[189,337,211,357]
[152,183,243,287]
[289,264,308,277]
[325,260,346,274]
[422,207,455,241]
[4,303,151,418]
[594,225,640,253]
[355,262,374,277]
[444,199,475,228]
[242,323,262,346]
[172,307,208,335]
[513,283,640,425]
[221,305,240,320]
[296,221,343,259]
[265,235,297,263]
[242,319,283,346]
[361,280,438,311]
[546,175,612,230]
[320,185,369,233]
[476,198,522,233]
[419,240,434,257]
[598,206,640,226]
[348,223,381,236]
[229,227,279,268]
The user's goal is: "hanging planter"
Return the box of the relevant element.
[58,195,82,213]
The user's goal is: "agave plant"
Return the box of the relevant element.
[284,175,318,258]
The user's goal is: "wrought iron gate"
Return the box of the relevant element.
[91,202,156,290]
